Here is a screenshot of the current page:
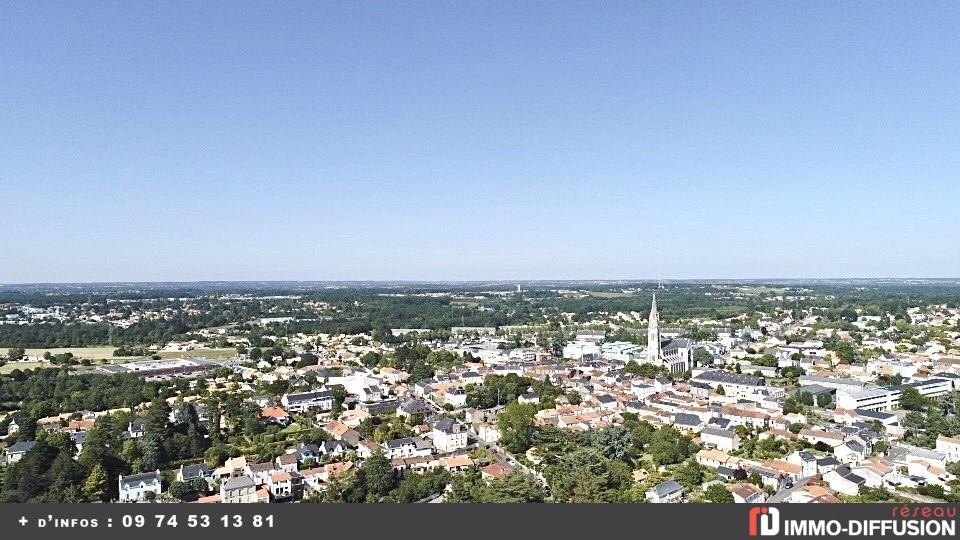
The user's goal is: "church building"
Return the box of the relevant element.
[647,293,694,373]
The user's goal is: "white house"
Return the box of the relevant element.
[823,466,865,496]
[4,440,36,464]
[907,460,954,487]
[444,387,468,408]
[518,393,540,405]
[646,479,684,503]
[384,437,434,459]
[935,435,960,463]
[476,422,500,443]
[834,441,868,464]
[432,418,468,453]
[699,426,740,452]
[281,390,334,413]
[118,471,162,502]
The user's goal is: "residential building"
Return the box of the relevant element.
[118,471,162,502]
[646,479,684,503]
[220,476,258,503]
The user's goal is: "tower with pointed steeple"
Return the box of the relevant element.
[647,293,661,364]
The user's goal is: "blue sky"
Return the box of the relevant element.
[2,2,959,282]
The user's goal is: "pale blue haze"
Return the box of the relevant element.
[2,2,959,282]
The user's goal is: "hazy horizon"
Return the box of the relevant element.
[3,3,959,282]
[3,276,960,287]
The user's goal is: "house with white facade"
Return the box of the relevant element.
[118,471,162,502]
[700,426,740,452]
[935,435,960,463]
[384,437,434,459]
[432,417,468,453]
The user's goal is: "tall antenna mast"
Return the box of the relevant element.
[658,250,663,289]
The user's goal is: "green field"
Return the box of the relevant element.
[0,360,49,374]
[17,347,134,361]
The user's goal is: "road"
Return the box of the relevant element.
[422,395,548,486]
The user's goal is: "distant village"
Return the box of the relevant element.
[3,282,960,504]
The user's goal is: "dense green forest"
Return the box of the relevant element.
[0,369,160,417]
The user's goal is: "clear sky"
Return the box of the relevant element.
[2,2,959,282]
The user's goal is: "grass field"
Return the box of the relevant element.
[11,346,238,364]
[17,347,133,361]
[0,360,49,374]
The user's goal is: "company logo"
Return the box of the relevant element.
[747,505,957,537]
[748,507,781,536]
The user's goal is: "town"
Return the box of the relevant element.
[2,280,960,504]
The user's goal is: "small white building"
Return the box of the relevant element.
[646,479,684,503]
[444,387,468,408]
[4,440,35,464]
[823,466,865,496]
[384,437,434,459]
[699,426,740,452]
[935,435,960,463]
[281,390,334,413]
[118,471,162,502]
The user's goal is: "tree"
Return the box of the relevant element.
[753,354,778,368]
[590,425,631,460]
[900,387,927,411]
[141,432,164,470]
[782,397,802,415]
[649,426,697,466]
[623,361,668,378]
[621,414,656,454]
[390,468,451,503]
[693,347,714,366]
[169,478,209,502]
[447,466,484,502]
[359,450,395,498]
[675,460,706,491]
[296,352,319,368]
[407,359,434,383]
[497,402,538,453]
[480,473,546,503]
[704,483,734,503]
[360,351,383,368]
[82,463,109,502]
[816,392,833,408]
[545,447,632,503]
[715,384,725,396]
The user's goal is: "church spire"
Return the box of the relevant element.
[647,292,661,364]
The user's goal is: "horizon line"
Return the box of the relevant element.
[3,277,960,287]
